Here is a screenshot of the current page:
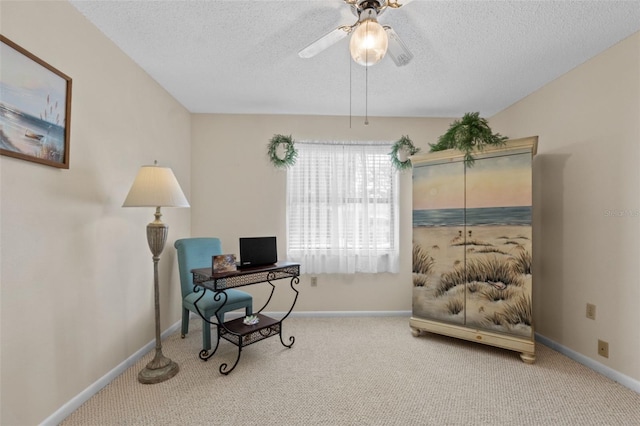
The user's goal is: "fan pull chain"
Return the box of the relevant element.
[349,49,352,129]
[365,63,369,125]
[364,23,369,126]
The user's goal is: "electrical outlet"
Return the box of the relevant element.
[598,339,609,358]
[310,276,318,287]
[586,303,596,320]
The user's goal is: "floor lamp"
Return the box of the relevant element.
[123,161,190,384]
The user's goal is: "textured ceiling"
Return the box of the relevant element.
[70,0,640,118]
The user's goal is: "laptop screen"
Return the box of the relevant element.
[239,236,277,268]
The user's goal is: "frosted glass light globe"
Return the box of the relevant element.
[349,18,388,66]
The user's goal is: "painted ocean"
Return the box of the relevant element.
[413,206,532,227]
[0,103,65,162]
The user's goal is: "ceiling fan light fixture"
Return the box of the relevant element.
[349,16,388,66]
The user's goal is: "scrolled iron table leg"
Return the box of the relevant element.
[194,291,225,361]
[220,346,243,375]
[280,332,295,348]
[277,275,300,348]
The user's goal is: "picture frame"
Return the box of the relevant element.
[212,254,238,273]
[0,35,72,169]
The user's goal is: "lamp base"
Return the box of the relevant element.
[138,354,179,384]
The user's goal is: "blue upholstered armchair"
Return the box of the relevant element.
[174,238,253,351]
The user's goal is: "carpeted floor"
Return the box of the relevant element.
[62,316,640,425]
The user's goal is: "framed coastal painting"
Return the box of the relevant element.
[0,35,72,168]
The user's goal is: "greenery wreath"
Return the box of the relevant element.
[267,134,298,168]
[390,135,420,171]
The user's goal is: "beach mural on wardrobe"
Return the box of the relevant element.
[412,150,533,338]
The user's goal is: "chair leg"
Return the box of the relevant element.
[181,308,190,338]
[202,319,211,351]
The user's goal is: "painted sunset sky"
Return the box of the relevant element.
[0,40,67,125]
[413,153,532,210]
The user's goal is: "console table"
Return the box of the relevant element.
[190,261,300,374]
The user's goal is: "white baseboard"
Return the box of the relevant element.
[40,321,182,426]
[535,333,640,394]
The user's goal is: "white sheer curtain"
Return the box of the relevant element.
[286,141,399,274]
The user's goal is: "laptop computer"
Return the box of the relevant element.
[238,236,278,269]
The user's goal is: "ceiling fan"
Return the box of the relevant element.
[298,0,414,67]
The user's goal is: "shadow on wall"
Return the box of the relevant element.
[533,152,570,340]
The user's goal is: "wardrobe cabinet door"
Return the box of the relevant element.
[412,160,467,325]
[463,152,533,337]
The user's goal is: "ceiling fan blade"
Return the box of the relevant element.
[298,25,353,59]
[384,26,414,66]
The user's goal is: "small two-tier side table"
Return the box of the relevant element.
[190,261,300,374]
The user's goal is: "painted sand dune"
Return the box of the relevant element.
[412,225,533,337]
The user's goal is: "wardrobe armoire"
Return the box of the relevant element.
[410,136,537,363]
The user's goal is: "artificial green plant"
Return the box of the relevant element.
[429,112,507,166]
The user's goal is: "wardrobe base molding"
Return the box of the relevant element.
[410,317,536,364]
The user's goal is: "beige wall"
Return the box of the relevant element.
[191,114,452,312]
[0,2,191,425]
[1,1,638,424]
[490,32,640,382]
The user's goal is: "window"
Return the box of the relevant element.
[286,141,399,274]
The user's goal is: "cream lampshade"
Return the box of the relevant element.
[123,163,190,208]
